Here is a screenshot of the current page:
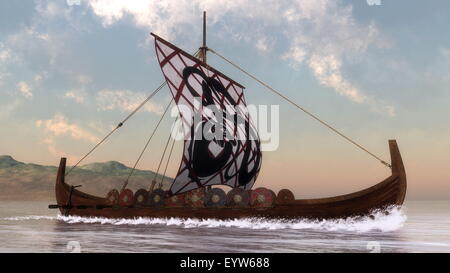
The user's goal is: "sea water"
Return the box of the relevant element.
[0,200,449,253]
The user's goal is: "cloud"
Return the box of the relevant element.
[0,46,12,62]
[5,7,68,67]
[36,113,99,143]
[280,1,394,115]
[86,0,278,40]
[38,135,81,165]
[84,0,394,116]
[0,99,21,120]
[64,89,86,104]
[17,81,33,99]
[87,121,106,134]
[366,0,382,6]
[0,43,15,86]
[77,74,92,84]
[41,136,68,159]
[34,74,43,82]
[96,90,163,114]
[87,0,198,38]
[0,72,10,87]
[35,113,96,163]
[255,37,270,54]
[308,54,366,103]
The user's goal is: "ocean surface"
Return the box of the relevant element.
[0,200,449,253]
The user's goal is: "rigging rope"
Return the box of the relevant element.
[150,115,177,190]
[159,125,177,188]
[208,48,391,169]
[121,99,174,191]
[65,81,167,176]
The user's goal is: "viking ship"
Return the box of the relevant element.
[50,13,406,220]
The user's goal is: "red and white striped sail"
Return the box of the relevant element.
[152,34,262,195]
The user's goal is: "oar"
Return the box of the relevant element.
[48,204,113,210]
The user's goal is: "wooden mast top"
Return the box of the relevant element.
[200,11,207,63]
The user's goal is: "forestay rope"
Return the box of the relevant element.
[65,49,202,178]
[65,81,167,176]
[208,48,391,169]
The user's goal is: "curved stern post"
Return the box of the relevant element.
[388,140,407,205]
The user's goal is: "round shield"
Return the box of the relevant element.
[226,188,250,207]
[269,189,277,204]
[148,188,166,207]
[205,188,226,207]
[119,189,134,207]
[105,189,119,205]
[165,192,186,207]
[250,187,275,208]
[276,189,295,204]
[133,189,148,206]
[185,188,206,208]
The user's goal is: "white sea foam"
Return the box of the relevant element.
[1,215,57,221]
[1,206,406,233]
[52,206,406,233]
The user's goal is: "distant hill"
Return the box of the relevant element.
[0,155,25,168]
[0,155,173,201]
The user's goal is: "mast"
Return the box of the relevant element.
[200,11,207,63]
[201,11,210,192]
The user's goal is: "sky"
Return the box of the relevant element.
[1,0,449,199]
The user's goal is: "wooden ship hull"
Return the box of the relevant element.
[52,140,406,220]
